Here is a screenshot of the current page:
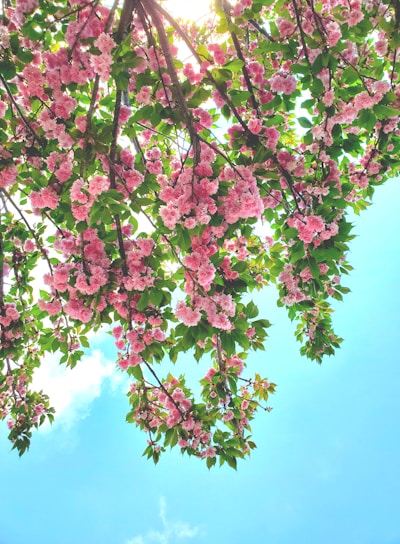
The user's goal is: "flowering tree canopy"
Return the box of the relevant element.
[0,0,399,467]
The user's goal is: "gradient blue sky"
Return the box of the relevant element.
[1,177,399,544]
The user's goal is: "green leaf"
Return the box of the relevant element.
[206,456,216,469]
[220,331,235,356]
[149,289,164,307]
[114,71,130,91]
[223,59,244,73]
[341,67,359,85]
[80,336,90,348]
[373,104,400,120]
[245,301,259,318]
[291,63,309,75]
[129,364,144,381]
[137,290,150,311]
[227,375,238,395]
[16,48,34,63]
[0,61,16,80]
[226,455,237,470]
[297,117,312,128]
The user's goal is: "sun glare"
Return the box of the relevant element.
[161,0,213,22]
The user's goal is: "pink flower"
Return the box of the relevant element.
[64,298,92,323]
[347,10,363,27]
[88,175,109,196]
[130,339,145,353]
[159,205,180,230]
[265,126,280,150]
[24,239,35,252]
[195,162,213,177]
[184,252,202,270]
[223,411,234,422]
[175,301,201,326]
[245,327,256,337]
[38,298,62,316]
[204,367,217,382]
[94,32,116,54]
[270,73,297,95]
[172,388,185,403]
[124,169,144,191]
[300,267,313,282]
[326,21,341,47]
[197,263,216,287]
[118,358,129,370]
[136,86,152,105]
[248,118,262,134]
[119,105,132,123]
[323,90,335,107]
[306,215,325,232]
[319,263,329,275]
[90,53,113,81]
[209,312,232,330]
[0,100,7,118]
[203,446,216,458]
[71,179,88,203]
[375,40,387,57]
[128,353,142,366]
[30,187,59,210]
[153,329,165,342]
[277,18,296,38]
[112,325,124,338]
[53,92,77,120]
[75,115,87,132]
[136,238,155,256]
[0,164,17,188]
[35,403,45,415]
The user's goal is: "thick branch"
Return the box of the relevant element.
[144,0,201,164]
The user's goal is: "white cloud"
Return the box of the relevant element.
[126,497,200,544]
[32,348,121,431]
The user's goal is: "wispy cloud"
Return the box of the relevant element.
[32,348,121,431]
[126,497,201,544]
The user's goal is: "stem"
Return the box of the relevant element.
[143,361,186,419]
[116,0,136,41]
[68,1,99,61]
[109,90,129,278]
[104,0,120,32]
[0,75,40,143]
[219,3,260,114]
[107,0,138,278]
[230,30,260,113]
[144,0,201,164]
[248,19,275,42]
[291,0,311,65]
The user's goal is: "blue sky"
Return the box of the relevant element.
[1,177,400,544]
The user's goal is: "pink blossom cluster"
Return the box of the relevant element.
[176,290,236,331]
[129,377,217,457]
[42,228,110,323]
[0,163,17,189]
[158,145,220,231]
[70,175,110,222]
[287,213,339,245]
[0,371,27,420]
[279,263,312,306]
[113,323,165,369]
[218,165,264,224]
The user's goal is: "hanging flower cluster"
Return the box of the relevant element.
[0,0,399,466]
